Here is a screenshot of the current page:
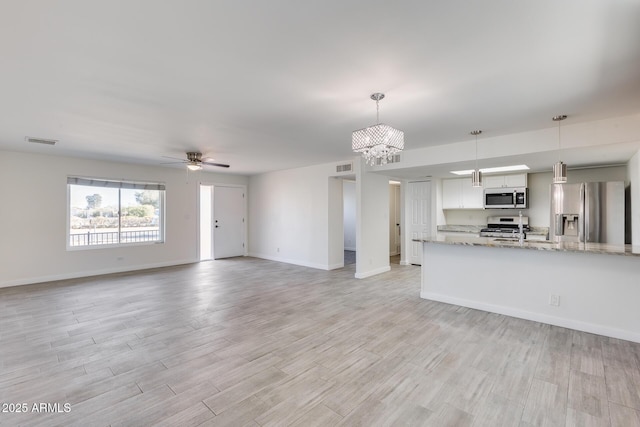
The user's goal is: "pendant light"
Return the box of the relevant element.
[470,130,482,187]
[552,115,568,183]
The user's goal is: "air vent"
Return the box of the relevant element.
[26,136,58,146]
[374,154,401,166]
[336,162,353,173]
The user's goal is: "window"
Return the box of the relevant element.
[67,177,165,248]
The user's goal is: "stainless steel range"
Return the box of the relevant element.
[480,215,530,238]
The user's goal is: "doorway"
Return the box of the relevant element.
[389,181,401,263]
[199,184,246,260]
[343,179,356,265]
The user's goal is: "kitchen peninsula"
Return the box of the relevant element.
[417,235,640,343]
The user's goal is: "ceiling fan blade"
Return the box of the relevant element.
[160,161,187,165]
[202,161,230,168]
[161,155,188,161]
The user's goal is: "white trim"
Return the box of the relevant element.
[354,265,391,279]
[327,262,345,270]
[420,291,640,344]
[248,252,333,270]
[399,260,411,266]
[0,259,196,289]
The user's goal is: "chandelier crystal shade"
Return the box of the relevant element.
[352,93,404,166]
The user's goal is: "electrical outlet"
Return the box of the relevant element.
[549,294,560,306]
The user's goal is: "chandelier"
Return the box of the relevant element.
[352,93,404,166]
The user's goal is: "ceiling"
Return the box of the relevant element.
[1,1,640,176]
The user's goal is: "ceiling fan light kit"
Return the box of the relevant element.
[162,151,230,170]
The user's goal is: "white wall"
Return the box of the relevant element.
[421,242,640,343]
[356,159,391,278]
[628,150,640,245]
[248,157,392,277]
[343,180,356,251]
[0,150,248,288]
[442,166,627,227]
[248,160,350,270]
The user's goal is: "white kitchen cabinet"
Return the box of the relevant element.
[461,181,484,208]
[442,178,483,209]
[483,173,527,188]
[442,179,462,209]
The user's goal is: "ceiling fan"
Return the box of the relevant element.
[162,152,230,170]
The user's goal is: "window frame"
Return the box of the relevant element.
[66,176,166,250]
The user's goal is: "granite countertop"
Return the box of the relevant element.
[437,225,549,237]
[436,225,484,233]
[415,235,640,257]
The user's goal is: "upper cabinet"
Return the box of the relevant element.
[483,173,527,189]
[442,178,483,209]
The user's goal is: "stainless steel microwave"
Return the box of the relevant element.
[484,187,528,209]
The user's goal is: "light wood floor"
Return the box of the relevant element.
[1,257,640,426]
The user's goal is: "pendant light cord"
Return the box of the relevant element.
[558,119,561,162]
[376,99,380,124]
[475,133,478,169]
[553,115,567,162]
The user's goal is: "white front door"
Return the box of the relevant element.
[213,186,245,259]
[199,185,213,260]
[408,181,431,265]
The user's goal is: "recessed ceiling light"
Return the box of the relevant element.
[450,164,530,175]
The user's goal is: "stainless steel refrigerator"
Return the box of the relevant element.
[549,181,625,244]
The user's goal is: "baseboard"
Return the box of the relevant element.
[247,252,332,270]
[399,260,411,266]
[0,259,197,289]
[355,265,391,279]
[420,291,640,344]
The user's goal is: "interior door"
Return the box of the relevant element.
[408,181,431,265]
[390,184,401,256]
[213,186,245,259]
